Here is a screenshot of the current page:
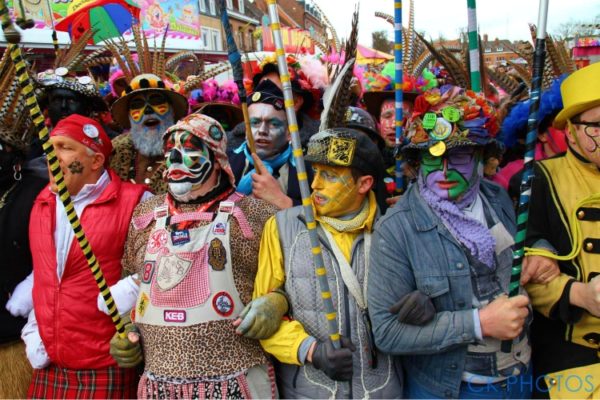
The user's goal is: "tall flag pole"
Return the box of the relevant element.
[502,0,549,352]
[394,0,404,194]
[0,0,127,339]
[266,0,340,348]
[466,0,482,93]
[219,0,256,154]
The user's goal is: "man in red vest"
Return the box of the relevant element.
[22,114,148,398]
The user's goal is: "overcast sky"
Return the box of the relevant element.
[315,0,600,46]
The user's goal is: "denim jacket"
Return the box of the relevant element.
[367,180,518,399]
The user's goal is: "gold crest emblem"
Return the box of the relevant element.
[208,238,227,271]
[137,292,150,317]
[327,137,356,166]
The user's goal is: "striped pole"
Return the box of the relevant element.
[394,0,404,194]
[466,0,481,93]
[266,0,340,348]
[502,0,549,353]
[0,0,126,339]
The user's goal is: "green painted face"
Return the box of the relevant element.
[420,148,481,200]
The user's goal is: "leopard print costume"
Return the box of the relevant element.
[110,133,168,195]
[122,193,277,378]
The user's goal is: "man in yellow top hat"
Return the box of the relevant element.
[524,61,600,399]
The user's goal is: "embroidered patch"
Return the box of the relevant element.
[171,229,191,246]
[208,238,227,271]
[212,292,234,317]
[147,229,168,254]
[327,137,355,166]
[164,310,186,322]
[142,261,155,283]
[156,254,192,290]
[212,222,226,235]
[218,201,234,214]
[137,292,150,317]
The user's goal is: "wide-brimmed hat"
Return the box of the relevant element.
[403,85,499,156]
[37,68,108,112]
[554,62,600,129]
[111,73,189,129]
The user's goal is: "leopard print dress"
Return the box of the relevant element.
[122,193,277,378]
[110,133,168,195]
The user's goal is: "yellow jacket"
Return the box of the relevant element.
[252,192,377,365]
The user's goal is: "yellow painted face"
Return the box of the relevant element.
[128,92,171,123]
[311,163,360,218]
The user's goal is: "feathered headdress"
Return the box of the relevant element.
[0,51,33,151]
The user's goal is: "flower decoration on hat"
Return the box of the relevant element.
[404,85,499,156]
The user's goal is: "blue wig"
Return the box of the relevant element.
[499,75,567,148]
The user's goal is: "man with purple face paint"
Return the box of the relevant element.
[228,79,313,209]
[368,86,535,399]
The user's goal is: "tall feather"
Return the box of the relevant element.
[106,40,133,82]
[166,51,198,74]
[157,25,169,78]
[183,63,231,93]
[507,61,532,88]
[374,11,394,26]
[312,1,339,51]
[320,7,358,131]
[486,66,520,94]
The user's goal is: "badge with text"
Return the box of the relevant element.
[141,261,155,283]
[164,310,187,323]
[171,229,191,246]
[208,238,227,271]
[212,222,226,235]
[212,292,234,317]
[327,137,356,166]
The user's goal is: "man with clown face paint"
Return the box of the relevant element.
[245,128,404,398]
[110,73,189,194]
[368,85,535,399]
[105,114,283,399]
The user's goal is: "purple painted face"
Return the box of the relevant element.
[420,147,481,201]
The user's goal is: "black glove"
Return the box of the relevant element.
[311,336,356,382]
[389,290,436,326]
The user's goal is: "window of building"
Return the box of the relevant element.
[496,47,503,52]
[209,0,216,15]
[238,0,244,14]
[226,0,233,9]
[201,27,210,49]
[484,48,491,53]
[212,30,222,51]
[199,0,206,13]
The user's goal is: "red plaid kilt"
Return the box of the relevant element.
[28,364,138,399]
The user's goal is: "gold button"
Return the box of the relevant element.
[577,210,585,219]
[549,378,557,386]
[586,242,594,251]
[587,338,598,345]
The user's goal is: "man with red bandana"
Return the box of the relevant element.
[23,114,147,398]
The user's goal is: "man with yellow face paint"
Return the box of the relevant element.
[110,73,189,194]
[243,128,404,398]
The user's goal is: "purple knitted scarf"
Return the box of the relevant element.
[418,175,496,268]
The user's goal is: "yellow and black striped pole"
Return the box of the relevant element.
[0,1,126,338]
[266,0,340,348]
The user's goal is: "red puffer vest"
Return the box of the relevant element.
[30,169,145,370]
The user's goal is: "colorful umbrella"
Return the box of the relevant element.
[56,0,140,44]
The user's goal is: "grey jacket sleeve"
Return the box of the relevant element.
[367,217,477,355]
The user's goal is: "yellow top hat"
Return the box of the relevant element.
[554,62,600,129]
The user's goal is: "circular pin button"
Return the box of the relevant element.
[55,67,69,76]
[430,118,453,141]
[82,124,99,138]
[442,106,460,123]
[577,210,585,220]
[429,141,447,157]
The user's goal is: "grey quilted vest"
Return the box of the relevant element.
[274,206,403,399]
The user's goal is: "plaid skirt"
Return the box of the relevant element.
[28,363,138,399]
